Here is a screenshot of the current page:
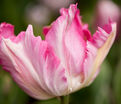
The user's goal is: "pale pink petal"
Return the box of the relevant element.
[44,4,92,91]
[0,23,16,71]
[0,25,68,99]
[1,38,53,100]
[0,22,26,71]
[42,46,68,95]
[0,22,25,43]
[24,25,68,96]
[82,22,116,87]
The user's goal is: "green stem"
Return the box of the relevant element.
[60,95,69,104]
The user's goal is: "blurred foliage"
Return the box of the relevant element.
[0,0,121,104]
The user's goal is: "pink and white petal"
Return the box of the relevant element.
[45,5,91,90]
[82,22,116,87]
[0,24,25,72]
[0,36,54,100]
[24,25,68,96]
[45,14,67,68]
[24,25,51,94]
[0,49,14,72]
[42,46,68,96]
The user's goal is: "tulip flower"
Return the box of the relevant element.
[0,4,116,101]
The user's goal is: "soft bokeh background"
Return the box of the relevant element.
[0,0,121,104]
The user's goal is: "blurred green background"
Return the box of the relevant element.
[0,0,121,104]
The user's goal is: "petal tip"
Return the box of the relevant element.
[60,3,78,16]
[0,22,14,35]
[27,24,33,31]
[26,24,34,37]
[0,22,14,28]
